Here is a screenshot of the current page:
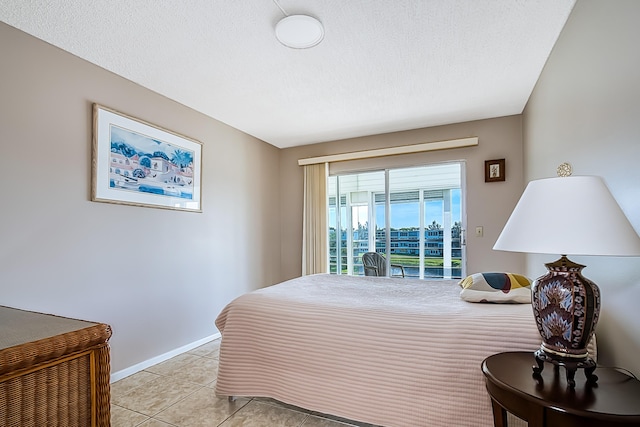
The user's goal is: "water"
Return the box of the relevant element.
[403,266,462,279]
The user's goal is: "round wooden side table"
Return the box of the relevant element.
[482,352,640,427]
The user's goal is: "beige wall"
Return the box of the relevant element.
[0,22,281,374]
[523,0,640,375]
[279,116,527,281]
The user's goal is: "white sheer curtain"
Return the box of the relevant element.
[302,163,328,275]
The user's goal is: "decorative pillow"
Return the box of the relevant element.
[459,272,532,303]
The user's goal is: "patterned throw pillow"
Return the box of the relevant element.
[459,272,532,303]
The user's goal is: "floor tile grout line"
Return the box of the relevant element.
[114,373,209,418]
[146,383,208,419]
[112,402,152,426]
[143,354,206,377]
[143,353,219,382]
[300,413,311,427]
[214,397,255,427]
[147,356,220,419]
[111,373,164,401]
[147,417,180,427]
[132,417,152,427]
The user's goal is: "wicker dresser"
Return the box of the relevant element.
[0,306,112,426]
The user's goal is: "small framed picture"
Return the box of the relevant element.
[485,159,505,182]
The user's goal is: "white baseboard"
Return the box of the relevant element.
[110,332,221,383]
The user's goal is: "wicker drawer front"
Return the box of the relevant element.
[0,353,92,427]
[0,307,112,427]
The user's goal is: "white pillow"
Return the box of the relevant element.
[459,272,532,303]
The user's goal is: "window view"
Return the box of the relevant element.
[328,163,464,279]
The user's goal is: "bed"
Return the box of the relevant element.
[214,274,588,427]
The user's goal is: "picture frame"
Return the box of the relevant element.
[92,104,202,212]
[485,158,505,182]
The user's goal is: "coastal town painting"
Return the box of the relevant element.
[92,104,202,212]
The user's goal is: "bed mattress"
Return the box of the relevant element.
[215,274,552,427]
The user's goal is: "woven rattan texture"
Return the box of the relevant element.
[95,345,111,426]
[0,354,91,426]
[0,315,112,427]
[0,324,111,376]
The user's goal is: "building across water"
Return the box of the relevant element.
[330,226,463,279]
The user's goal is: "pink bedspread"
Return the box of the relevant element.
[215,274,545,427]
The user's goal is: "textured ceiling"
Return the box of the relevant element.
[0,1,576,148]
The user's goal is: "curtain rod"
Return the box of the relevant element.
[297,137,478,166]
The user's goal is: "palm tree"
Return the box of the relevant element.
[427,220,441,230]
[452,221,461,237]
[171,150,193,168]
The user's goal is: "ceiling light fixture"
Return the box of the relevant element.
[272,0,324,49]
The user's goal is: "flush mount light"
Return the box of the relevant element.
[275,14,324,49]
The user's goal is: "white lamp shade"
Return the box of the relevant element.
[493,176,640,256]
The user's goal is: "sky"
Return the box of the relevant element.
[111,125,192,158]
[332,189,462,230]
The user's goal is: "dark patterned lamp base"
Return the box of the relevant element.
[530,255,600,388]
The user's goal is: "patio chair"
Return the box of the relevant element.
[362,252,405,278]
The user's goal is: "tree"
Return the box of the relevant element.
[152,151,170,161]
[132,168,146,178]
[171,149,193,168]
[451,221,462,237]
[110,142,136,157]
[427,220,441,230]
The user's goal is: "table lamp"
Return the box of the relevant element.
[493,164,640,387]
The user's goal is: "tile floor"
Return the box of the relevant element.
[111,339,377,427]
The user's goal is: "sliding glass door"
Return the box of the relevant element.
[328,170,385,275]
[328,162,465,279]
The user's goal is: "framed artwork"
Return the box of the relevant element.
[92,104,202,212]
[485,159,505,182]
